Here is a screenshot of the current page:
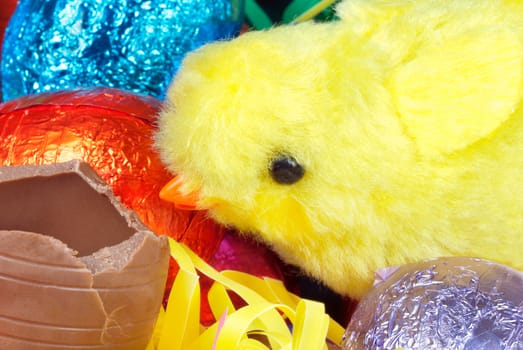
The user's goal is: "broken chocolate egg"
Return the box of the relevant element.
[0,88,227,294]
[0,160,169,349]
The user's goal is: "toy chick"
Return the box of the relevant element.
[156,0,523,299]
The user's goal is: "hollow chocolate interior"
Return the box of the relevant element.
[0,172,135,256]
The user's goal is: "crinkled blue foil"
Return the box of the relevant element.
[1,0,243,101]
[343,257,523,350]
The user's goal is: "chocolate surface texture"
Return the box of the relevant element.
[0,160,169,349]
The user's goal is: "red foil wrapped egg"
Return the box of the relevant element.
[0,88,291,320]
[0,88,226,281]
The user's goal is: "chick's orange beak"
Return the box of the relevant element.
[159,175,202,210]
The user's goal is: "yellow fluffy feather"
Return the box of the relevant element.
[156,0,523,299]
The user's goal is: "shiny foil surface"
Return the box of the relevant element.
[343,257,523,350]
[0,88,225,262]
[1,0,243,101]
[0,0,18,101]
[0,88,294,315]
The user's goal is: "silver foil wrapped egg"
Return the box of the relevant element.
[343,257,523,350]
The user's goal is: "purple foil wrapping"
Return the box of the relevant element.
[343,257,523,350]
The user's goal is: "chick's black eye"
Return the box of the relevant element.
[269,155,305,185]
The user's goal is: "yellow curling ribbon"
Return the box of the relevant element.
[148,238,345,350]
[157,239,201,350]
[291,0,339,23]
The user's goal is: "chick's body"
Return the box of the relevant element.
[156,0,523,298]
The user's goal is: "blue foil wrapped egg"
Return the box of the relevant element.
[343,257,523,350]
[1,0,243,101]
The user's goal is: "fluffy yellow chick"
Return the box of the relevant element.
[156,0,523,299]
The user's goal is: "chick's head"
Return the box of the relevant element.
[156,0,523,298]
[155,21,411,297]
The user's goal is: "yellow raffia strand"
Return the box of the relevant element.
[146,309,165,350]
[148,238,345,350]
[221,272,345,343]
[157,239,201,350]
[292,0,338,23]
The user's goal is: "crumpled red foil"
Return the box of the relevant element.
[0,88,295,323]
[0,88,226,288]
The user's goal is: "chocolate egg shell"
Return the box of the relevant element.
[0,87,226,261]
[0,87,227,296]
[343,257,523,350]
[0,160,169,349]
